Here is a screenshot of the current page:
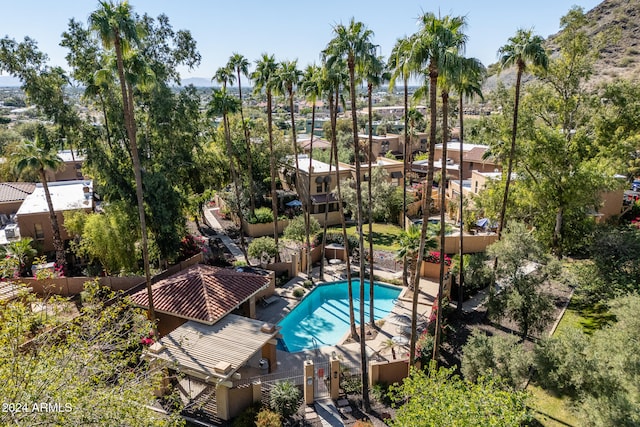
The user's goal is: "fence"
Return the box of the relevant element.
[23,253,204,297]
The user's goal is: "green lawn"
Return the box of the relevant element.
[327,223,404,252]
[527,385,579,427]
[554,300,615,336]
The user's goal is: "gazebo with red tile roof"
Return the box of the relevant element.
[130,264,270,335]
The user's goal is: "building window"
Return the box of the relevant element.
[324,181,330,192]
[469,162,474,170]
[474,181,478,193]
[316,183,323,192]
[34,223,44,239]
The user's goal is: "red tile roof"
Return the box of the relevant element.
[464,147,491,163]
[0,182,36,203]
[130,264,270,324]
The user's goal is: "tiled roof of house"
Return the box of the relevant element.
[464,146,491,163]
[0,182,36,203]
[130,264,270,324]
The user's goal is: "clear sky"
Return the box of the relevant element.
[0,0,603,83]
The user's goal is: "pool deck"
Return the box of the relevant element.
[255,264,439,369]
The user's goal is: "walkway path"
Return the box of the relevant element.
[202,208,245,261]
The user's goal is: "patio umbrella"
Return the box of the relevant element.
[286,199,302,207]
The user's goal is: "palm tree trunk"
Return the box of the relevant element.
[497,66,523,241]
[332,85,356,340]
[306,101,316,279]
[288,88,310,277]
[267,90,280,262]
[237,72,255,218]
[319,93,337,282]
[458,96,465,314]
[433,90,449,364]
[39,170,66,270]
[348,57,370,412]
[367,82,375,327]
[113,34,157,334]
[223,111,249,264]
[402,77,409,289]
[409,65,438,366]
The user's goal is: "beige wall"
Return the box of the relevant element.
[242,219,289,238]
[45,161,84,182]
[17,208,92,253]
[369,358,410,386]
[597,189,625,221]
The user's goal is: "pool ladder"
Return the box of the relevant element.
[311,337,319,357]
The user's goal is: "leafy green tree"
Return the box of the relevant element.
[283,215,320,243]
[64,203,138,275]
[269,380,301,420]
[12,140,66,270]
[517,8,615,257]
[2,238,38,277]
[533,295,640,426]
[247,236,278,267]
[389,365,531,427]
[0,281,184,426]
[462,330,533,388]
[339,167,402,223]
[487,223,555,340]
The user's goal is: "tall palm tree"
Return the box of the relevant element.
[12,141,66,270]
[318,63,346,283]
[300,64,322,279]
[408,12,467,366]
[389,36,415,233]
[213,67,249,262]
[361,54,388,326]
[274,61,307,271]
[252,54,280,260]
[496,29,548,241]
[207,88,249,264]
[453,57,485,314]
[213,66,235,91]
[324,18,376,411]
[432,57,460,363]
[227,53,256,218]
[89,0,157,332]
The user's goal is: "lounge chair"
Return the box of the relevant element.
[261,295,279,307]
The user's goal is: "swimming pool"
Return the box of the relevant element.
[277,280,401,352]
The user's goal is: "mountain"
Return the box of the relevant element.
[485,0,640,91]
[0,75,21,87]
[181,77,213,87]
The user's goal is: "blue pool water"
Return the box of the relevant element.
[277,280,401,352]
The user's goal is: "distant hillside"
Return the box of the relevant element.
[485,0,640,91]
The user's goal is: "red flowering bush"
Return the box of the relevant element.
[424,251,452,265]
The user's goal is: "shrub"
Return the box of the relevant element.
[424,251,451,265]
[269,381,301,420]
[340,367,362,394]
[292,287,305,298]
[255,408,281,427]
[250,207,274,224]
[303,280,313,289]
